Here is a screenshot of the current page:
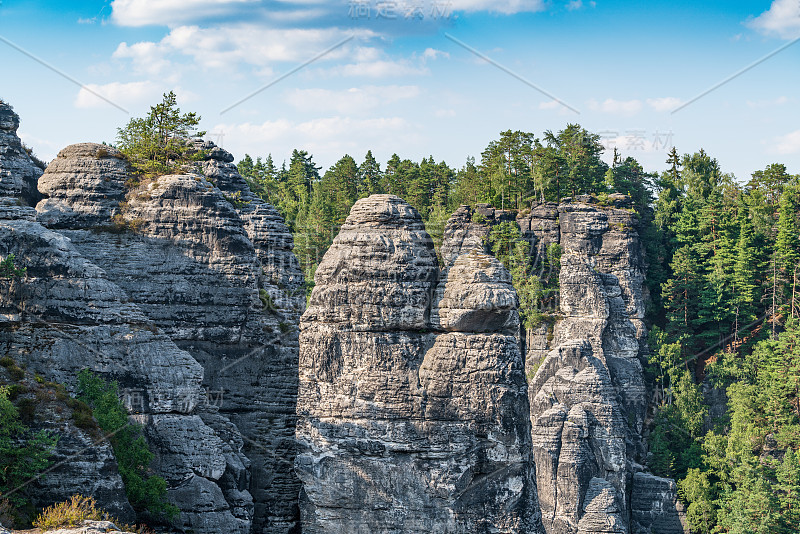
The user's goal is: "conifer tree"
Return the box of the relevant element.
[357,150,382,197]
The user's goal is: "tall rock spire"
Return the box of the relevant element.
[296,194,544,533]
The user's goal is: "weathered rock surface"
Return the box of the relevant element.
[297,195,543,533]
[443,199,682,534]
[36,143,129,228]
[0,104,133,524]
[0,102,42,206]
[28,141,305,533]
[629,473,686,534]
[0,214,252,533]
[0,101,305,534]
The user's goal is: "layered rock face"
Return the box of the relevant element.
[0,102,42,205]
[1,102,305,534]
[442,198,683,534]
[296,195,543,534]
[0,106,133,523]
[30,141,305,533]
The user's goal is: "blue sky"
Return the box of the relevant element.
[1,0,799,181]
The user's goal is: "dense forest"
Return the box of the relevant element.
[237,128,800,534]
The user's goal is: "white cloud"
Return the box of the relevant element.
[448,0,545,14]
[74,81,162,109]
[746,96,790,108]
[321,59,428,78]
[588,98,643,115]
[748,0,800,39]
[214,116,416,166]
[313,46,431,77]
[773,130,800,154]
[646,97,683,112]
[421,48,449,61]
[113,41,174,76]
[284,85,421,114]
[111,0,260,27]
[112,24,375,74]
[566,0,583,11]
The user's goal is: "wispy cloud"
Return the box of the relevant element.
[748,0,800,39]
[214,116,417,165]
[113,25,375,73]
[646,97,684,112]
[746,96,790,108]
[587,98,643,115]
[448,0,546,15]
[284,85,421,114]
[566,0,583,11]
[73,81,162,109]
[111,0,262,27]
[773,129,800,154]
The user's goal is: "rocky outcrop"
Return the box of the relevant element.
[1,100,305,534]
[297,195,543,533]
[0,205,253,532]
[0,105,133,524]
[36,143,129,228]
[0,102,42,206]
[629,473,685,534]
[28,141,305,533]
[0,360,134,525]
[442,197,681,534]
[527,199,650,534]
[35,520,135,534]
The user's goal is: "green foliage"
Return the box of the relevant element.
[0,385,58,507]
[488,222,559,329]
[76,370,178,520]
[0,253,26,278]
[116,91,205,179]
[678,469,716,533]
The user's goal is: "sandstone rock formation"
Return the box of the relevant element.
[442,198,683,534]
[1,102,305,533]
[0,105,133,524]
[0,102,42,205]
[29,141,305,533]
[2,98,685,534]
[296,195,543,534]
[36,143,129,228]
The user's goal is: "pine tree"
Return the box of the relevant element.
[357,150,382,197]
[777,448,800,532]
[732,201,759,336]
[776,185,800,318]
[116,91,205,178]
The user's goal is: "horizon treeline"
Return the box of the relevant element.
[238,124,800,534]
[237,124,657,283]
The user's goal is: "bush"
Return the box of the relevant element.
[32,494,107,530]
[77,370,178,520]
[0,254,25,279]
[0,385,58,507]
